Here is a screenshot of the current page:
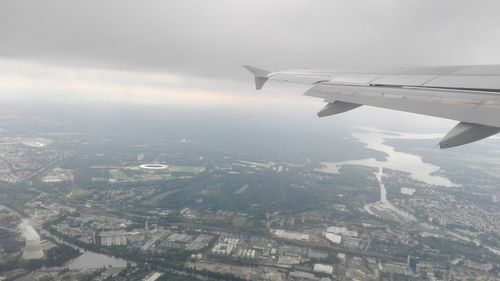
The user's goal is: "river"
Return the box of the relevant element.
[318,127,456,222]
[0,203,127,269]
[363,167,416,222]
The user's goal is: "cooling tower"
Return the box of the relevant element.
[21,237,45,260]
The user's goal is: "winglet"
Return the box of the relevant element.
[243,65,270,90]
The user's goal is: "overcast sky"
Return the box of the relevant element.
[0,0,499,129]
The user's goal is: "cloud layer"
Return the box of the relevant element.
[2,0,500,81]
[0,0,498,131]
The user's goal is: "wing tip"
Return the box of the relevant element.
[243,65,270,77]
[243,65,270,90]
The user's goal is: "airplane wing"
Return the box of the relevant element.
[244,65,500,148]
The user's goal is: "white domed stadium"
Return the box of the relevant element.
[139,164,168,170]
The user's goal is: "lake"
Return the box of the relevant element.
[66,251,127,269]
[319,127,456,187]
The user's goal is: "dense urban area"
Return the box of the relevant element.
[0,105,499,281]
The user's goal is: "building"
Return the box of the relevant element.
[323,232,342,244]
[326,226,358,237]
[288,271,318,280]
[211,237,239,255]
[143,272,163,281]
[100,230,127,246]
[274,229,309,241]
[383,262,408,275]
[344,237,362,249]
[314,264,334,275]
[407,255,420,274]
[308,250,328,259]
[400,187,416,195]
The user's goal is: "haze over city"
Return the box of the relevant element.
[1,1,500,281]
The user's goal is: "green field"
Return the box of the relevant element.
[142,189,181,206]
[66,188,93,202]
[109,169,130,181]
[231,216,252,227]
[168,166,204,174]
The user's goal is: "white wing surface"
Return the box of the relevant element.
[244,65,500,148]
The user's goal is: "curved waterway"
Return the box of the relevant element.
[319,127,456,187]
[318,127,457,222]
[363,167,416,222]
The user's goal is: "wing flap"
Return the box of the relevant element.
[317,101,362,117]
[370,75,436,87]
[329,74,382,85]
[439,122,500,149]
[423,75,500,91]
[269,72,331,84]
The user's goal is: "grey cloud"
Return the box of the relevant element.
[1,0,500,81]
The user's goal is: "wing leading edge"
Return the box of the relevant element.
[244,65,500,148]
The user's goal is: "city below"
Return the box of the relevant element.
[0,104,499,281]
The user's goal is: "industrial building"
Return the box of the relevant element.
[314,263,334,275]
[274,229,309,241]
[100,230,127,246]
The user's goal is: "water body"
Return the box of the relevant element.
[319,127,456,187]
[39,229,128,269]
[0,204,127,269]
[363,167,416,222]
[66,251,127,269]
